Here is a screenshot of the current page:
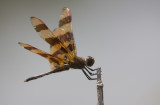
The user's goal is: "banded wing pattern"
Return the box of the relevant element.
[18,41,69,82]
[51,28,73,63]
[51,8,77,60]
[30,16,73,68]
[18,42,63,70]
[59,8,77,57]
[30,17,52,42]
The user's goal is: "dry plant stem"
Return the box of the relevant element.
[97,68,104,105]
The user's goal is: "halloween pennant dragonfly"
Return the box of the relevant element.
[19,7,97,82]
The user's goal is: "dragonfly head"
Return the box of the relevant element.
[85,56,95,67]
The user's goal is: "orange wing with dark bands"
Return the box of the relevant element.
[59,8,77,56]
[18,42,64,70]
[51,8,77,60]
[30,17,73,63]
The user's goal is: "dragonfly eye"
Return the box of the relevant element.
[86,56,95,67]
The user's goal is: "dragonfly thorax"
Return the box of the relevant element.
[69,56,86,69]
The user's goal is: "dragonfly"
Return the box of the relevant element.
[19,7,97,82]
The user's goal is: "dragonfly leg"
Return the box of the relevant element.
[82,69,97,80]
[84,67,97,76]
